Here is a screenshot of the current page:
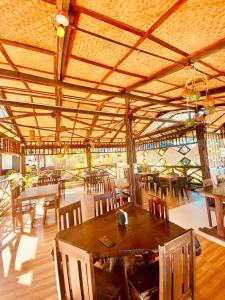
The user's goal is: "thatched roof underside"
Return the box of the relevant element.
[0,0,225,144]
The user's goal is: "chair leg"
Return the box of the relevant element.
[43,208,47,225]
[55,208,57,224]
[206,206,213,227]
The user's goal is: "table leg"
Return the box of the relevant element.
[214,198,225,237]
[169,180,173,198]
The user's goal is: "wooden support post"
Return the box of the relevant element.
[196,123,211,180]
[125,97,140,204]
[43,155,46,170]
[0,153,2,176]
[20,147,26,190]
[86,147,92,170]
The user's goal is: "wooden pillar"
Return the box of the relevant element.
[43,155,46,170]
[0,153,2,176]
[20,148,26,177]
[37,155,40,176]
[86,147,92,170]
[196,123,211,180]
[125,97,139,204]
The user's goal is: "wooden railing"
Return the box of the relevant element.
[0,178,12,222]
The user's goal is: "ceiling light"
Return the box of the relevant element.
[55,10,69,27]
[57,25,65,38]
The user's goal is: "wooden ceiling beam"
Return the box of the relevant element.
[0,113,51,122]
[0,68,187,108]
[0,38,54,56]
[71,55,146,79]
[77,4,188,58]
[0,91,25,142]
[126,37,225,91]
[0,98,184,124]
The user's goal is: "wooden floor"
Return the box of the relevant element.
[0,187,225,300]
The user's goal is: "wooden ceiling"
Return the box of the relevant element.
[0,0,224,144]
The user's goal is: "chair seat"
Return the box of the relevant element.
[129,262,159,300]
[94,266,124,300]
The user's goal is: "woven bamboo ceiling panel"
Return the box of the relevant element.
[0,0,224,143]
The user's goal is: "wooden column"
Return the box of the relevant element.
[20,149,26,177]
[125,97,140,204]
[86,147,92,170]
[0,153,2,176]
[196,123,211,180]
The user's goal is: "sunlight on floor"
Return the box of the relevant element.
[18,270,33,286]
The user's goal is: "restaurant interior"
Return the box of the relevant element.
[0,0,225,299]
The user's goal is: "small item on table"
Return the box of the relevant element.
[118,209,128,225]
[98,236,115,248]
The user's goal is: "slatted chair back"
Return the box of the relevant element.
[54,239,96,300]
[38,176,50,186]
[58,201,83,231]
[159,229,195,300]
[103,176,111,192]
[94,192,115,217]
[148,195,169,220]
[216,174,225,185]
[50,175,61,184]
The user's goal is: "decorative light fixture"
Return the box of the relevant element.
[54,10,69,38]
[203,95,215,108]
[56,10,69,26]
[29,129,35,140]
[57,25,65,38]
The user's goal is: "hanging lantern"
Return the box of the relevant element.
[36,138,42,147]
[182,89,192,99]
[184,118,195,128]
[195,113,204,123]
[29,129,35,140]
[187,90,201,102]
[56,139,62,147]
[204,106,216,115]
[203,96,215,108]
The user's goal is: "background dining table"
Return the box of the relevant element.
[17,184,59,203]
[197,182,225,241]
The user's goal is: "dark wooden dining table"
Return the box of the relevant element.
[56,203,186,298]
[56,203,186,258]
[197,183,225,240]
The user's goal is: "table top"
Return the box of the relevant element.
[56,204,186,259]
[197,183,225,200]
[32,176,69,185]
[17,184,59,201]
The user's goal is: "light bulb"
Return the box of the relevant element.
[57,25,65,38]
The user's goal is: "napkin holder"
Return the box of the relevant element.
[118,209,128,225]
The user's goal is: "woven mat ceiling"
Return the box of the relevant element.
[0,0,224,144]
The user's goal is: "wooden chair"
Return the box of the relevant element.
[159,229,195,300]
[202,178,225,227]
[129,230,195,300]
[54,239,124,300]
[148,195,169,221]
[144,195,168,264]
[43,183,60,224]
[11,185,36,232]
[58,201,83,231]
[94,192,115,217]
[86,174,101,194]
[38,176,50,185]
[109,179,129,207]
